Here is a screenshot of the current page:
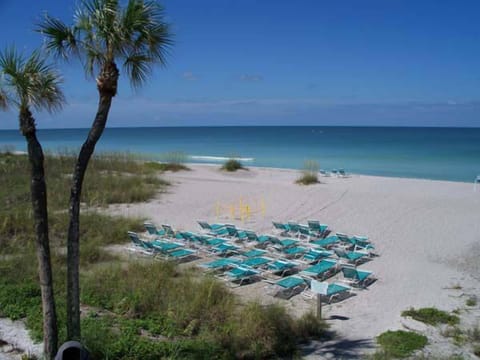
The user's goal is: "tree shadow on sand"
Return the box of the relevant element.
[301,333,375,359]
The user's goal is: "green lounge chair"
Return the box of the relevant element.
[300,259,337,280]
[144,222,166,237]
[340,265,374,287]
[266,276,306,299]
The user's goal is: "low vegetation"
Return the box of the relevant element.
[466,296,477,307]
[376,330,428,358]
[221,158,246,172]
[0,152,326,358]
[296,159,320,185]
[149,151,190,172]
[401,307,460,326]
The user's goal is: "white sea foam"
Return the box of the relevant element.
[189,155,254,162]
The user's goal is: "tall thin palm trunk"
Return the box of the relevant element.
[66,62,118,340]
[21,108,58,360]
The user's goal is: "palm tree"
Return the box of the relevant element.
[0,47,64,360]
[38,0,172,339]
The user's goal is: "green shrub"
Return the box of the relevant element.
[402,307,460,326]
[296,160,319,185]
[221,158,245,172]
[466,297,477,307]
[377,330,428,358]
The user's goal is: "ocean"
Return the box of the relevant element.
[0,126,479,182]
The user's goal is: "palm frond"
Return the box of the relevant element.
[37,15,78,59]
[37,0,173,88]
[0,47,65,114]
[122,52,151,88]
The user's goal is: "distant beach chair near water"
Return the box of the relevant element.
[475,175,480,192]
[338,168,349,178]
[319,169,331,177]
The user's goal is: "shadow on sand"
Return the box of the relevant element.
[301,333,375,359]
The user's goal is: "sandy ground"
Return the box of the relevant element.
[110,164,480,358]
[2,164,479,358]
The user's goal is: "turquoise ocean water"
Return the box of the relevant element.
[0,126,479,182]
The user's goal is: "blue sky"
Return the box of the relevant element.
[0,0,479,128]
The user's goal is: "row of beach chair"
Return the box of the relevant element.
[128,219,377,302]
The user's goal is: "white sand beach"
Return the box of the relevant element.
[110,164,480,357]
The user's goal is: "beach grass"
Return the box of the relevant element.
[376,330,428,358]
[221,158,246,172]
[296,159,320,185]
[0,152,326,358]
[402,307,460,326]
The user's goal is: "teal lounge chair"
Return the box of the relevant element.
[266,276,306,299]
[210,242,240,256]
[298,225,319,241]
[221,265,260,286]
[307,220,329,237]
[127,231,153,254]
[302,281,353,304]
[282,246,307,258]
[287,221,302,236]
[161,224,177,237]
[144,222,166,237]
[302,248,333,263]
[151,239,184,253]
[311,236,339,249]
[162,248,196,262]
[272,221,290,236]
[241,249,267,258]
[200,257,241,271]
[241,256,272,268]
[266,259,298,276]
[334,248,369,265]
[271,238,299,250]
[300,259,337,280]
[341,265,374,287]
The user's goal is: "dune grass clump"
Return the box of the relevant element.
[221,158,245,172]
[466,297,477,307]
[149,151,190,172]
[296,160,320,185]
[376,330,428,358]
[402,307,460,326]
[78,262,327,359]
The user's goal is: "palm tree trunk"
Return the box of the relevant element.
[20,108,58,360]
[66,61,118,340]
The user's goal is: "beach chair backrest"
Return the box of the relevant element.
[144,222,157,235]
[245,230,258,241]
[308,220,320,231]
[162,224,175,236]
[341,266,358,280]
[128,231,141,245]
[197,221,210,230]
